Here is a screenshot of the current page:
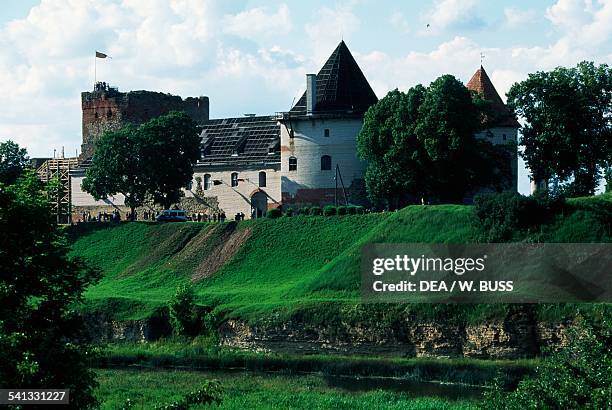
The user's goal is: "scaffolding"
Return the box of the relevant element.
[36,157,79,224]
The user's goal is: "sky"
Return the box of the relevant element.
[0,0,611,194]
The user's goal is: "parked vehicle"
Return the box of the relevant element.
[156,209,188,222]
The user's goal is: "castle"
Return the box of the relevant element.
[41,41,518,221]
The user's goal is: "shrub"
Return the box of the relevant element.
[347,206,358,215]
[473,192,563,242]
[169,283,198,337]
[484,314,611,409]
[337,206,349,215]
[298,207,310,216]
[285,208,294,217]
[309,206,322,216]
[355,205,365,214]
[323,205,337,216]
[266,208,282,218]
[154,380,223,409]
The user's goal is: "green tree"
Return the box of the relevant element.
[357,87,428,208]
[0,140,29,185]
[485,313,611,409]
[0,170,99,408]
[139,112,201,209]
[507,61,612,196]
[82,125,146,219]
[82,111,200,213]
[168,283,197,337]
[358,76,512,207]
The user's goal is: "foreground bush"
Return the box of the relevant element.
[323,205,337,216]
[485,314,611,409]
[266,208,282,218]
[285,208,294,217]
[337,206,349,215]
[309,206,322,216]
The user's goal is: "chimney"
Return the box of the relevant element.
[306,74,316,115]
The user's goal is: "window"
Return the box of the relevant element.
[321,155,332,171]
[185,180,193,190]
[502,134,507,141]
[259,171,267,187]
[204,174,211,190]
[231,172,239,187]
[289,156,297,171]
[324,128,330,137]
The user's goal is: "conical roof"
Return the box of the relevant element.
[290,41,378,115]
[467,66,520,128]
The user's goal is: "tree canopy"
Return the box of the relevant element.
[0,140,29,185]
[82,111,200,212]
[357,75,513,207]
[507,61,612,196]
[0,170,99,408]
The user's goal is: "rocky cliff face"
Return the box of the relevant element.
[218,315,571,359]
[83,310,570,359]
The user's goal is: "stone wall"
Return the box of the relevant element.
[80,84,209,159]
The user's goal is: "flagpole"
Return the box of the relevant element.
[94,53,97,86]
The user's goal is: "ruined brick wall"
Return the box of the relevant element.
[80,85,209,160]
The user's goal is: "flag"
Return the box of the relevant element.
[95,51,109,59]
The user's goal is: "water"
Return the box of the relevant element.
[324,374,486,400]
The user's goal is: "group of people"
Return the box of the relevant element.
[80,210,121,223]
[190,212,230,223]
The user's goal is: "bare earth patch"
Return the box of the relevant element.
[191,224,253,282]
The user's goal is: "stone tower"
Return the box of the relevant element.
[80,82,209,160]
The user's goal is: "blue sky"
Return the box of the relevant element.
[0,0,610,194]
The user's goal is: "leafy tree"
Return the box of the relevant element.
[139,112,201,209]
[82,126,146,219]
[358,77,512,207]
[357,87,428,207]
[168,283,198,337]
[485,312,611,409]
[507,61,612,196]
[0,170,99,408]
[82,111,200,213]
[0,140,29,185]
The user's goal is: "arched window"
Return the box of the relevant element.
[321,155,332,171]
[231,172,239,187]
[289,156,297,171]
[259,171,267,187]
[204,174,211,190]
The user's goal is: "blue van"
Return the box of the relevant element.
[156,210,188,222]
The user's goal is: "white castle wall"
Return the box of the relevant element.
[280,117,366,197]
[189,166,281,218]
[71,173,125,207]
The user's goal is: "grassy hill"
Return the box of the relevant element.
[67,195,611,322]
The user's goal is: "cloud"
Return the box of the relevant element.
[222,4,292,39]
[422,0,485,34]
[305,5,360,63]
[504,7,537,28]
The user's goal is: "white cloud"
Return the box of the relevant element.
[222,4,291,39]
[305,5,360,63]
[504,7,537,28]
[422,0,485,34]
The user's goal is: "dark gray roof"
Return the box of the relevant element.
[199,116,280,165]
[290,41,378,116]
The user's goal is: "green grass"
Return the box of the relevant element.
[67,195,611,322]
[95,368,481,409]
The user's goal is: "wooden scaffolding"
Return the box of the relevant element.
[36,157,79,224]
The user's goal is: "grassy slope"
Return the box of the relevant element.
[68,195,611,320]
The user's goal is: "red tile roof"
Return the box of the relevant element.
[467,66,520,128]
